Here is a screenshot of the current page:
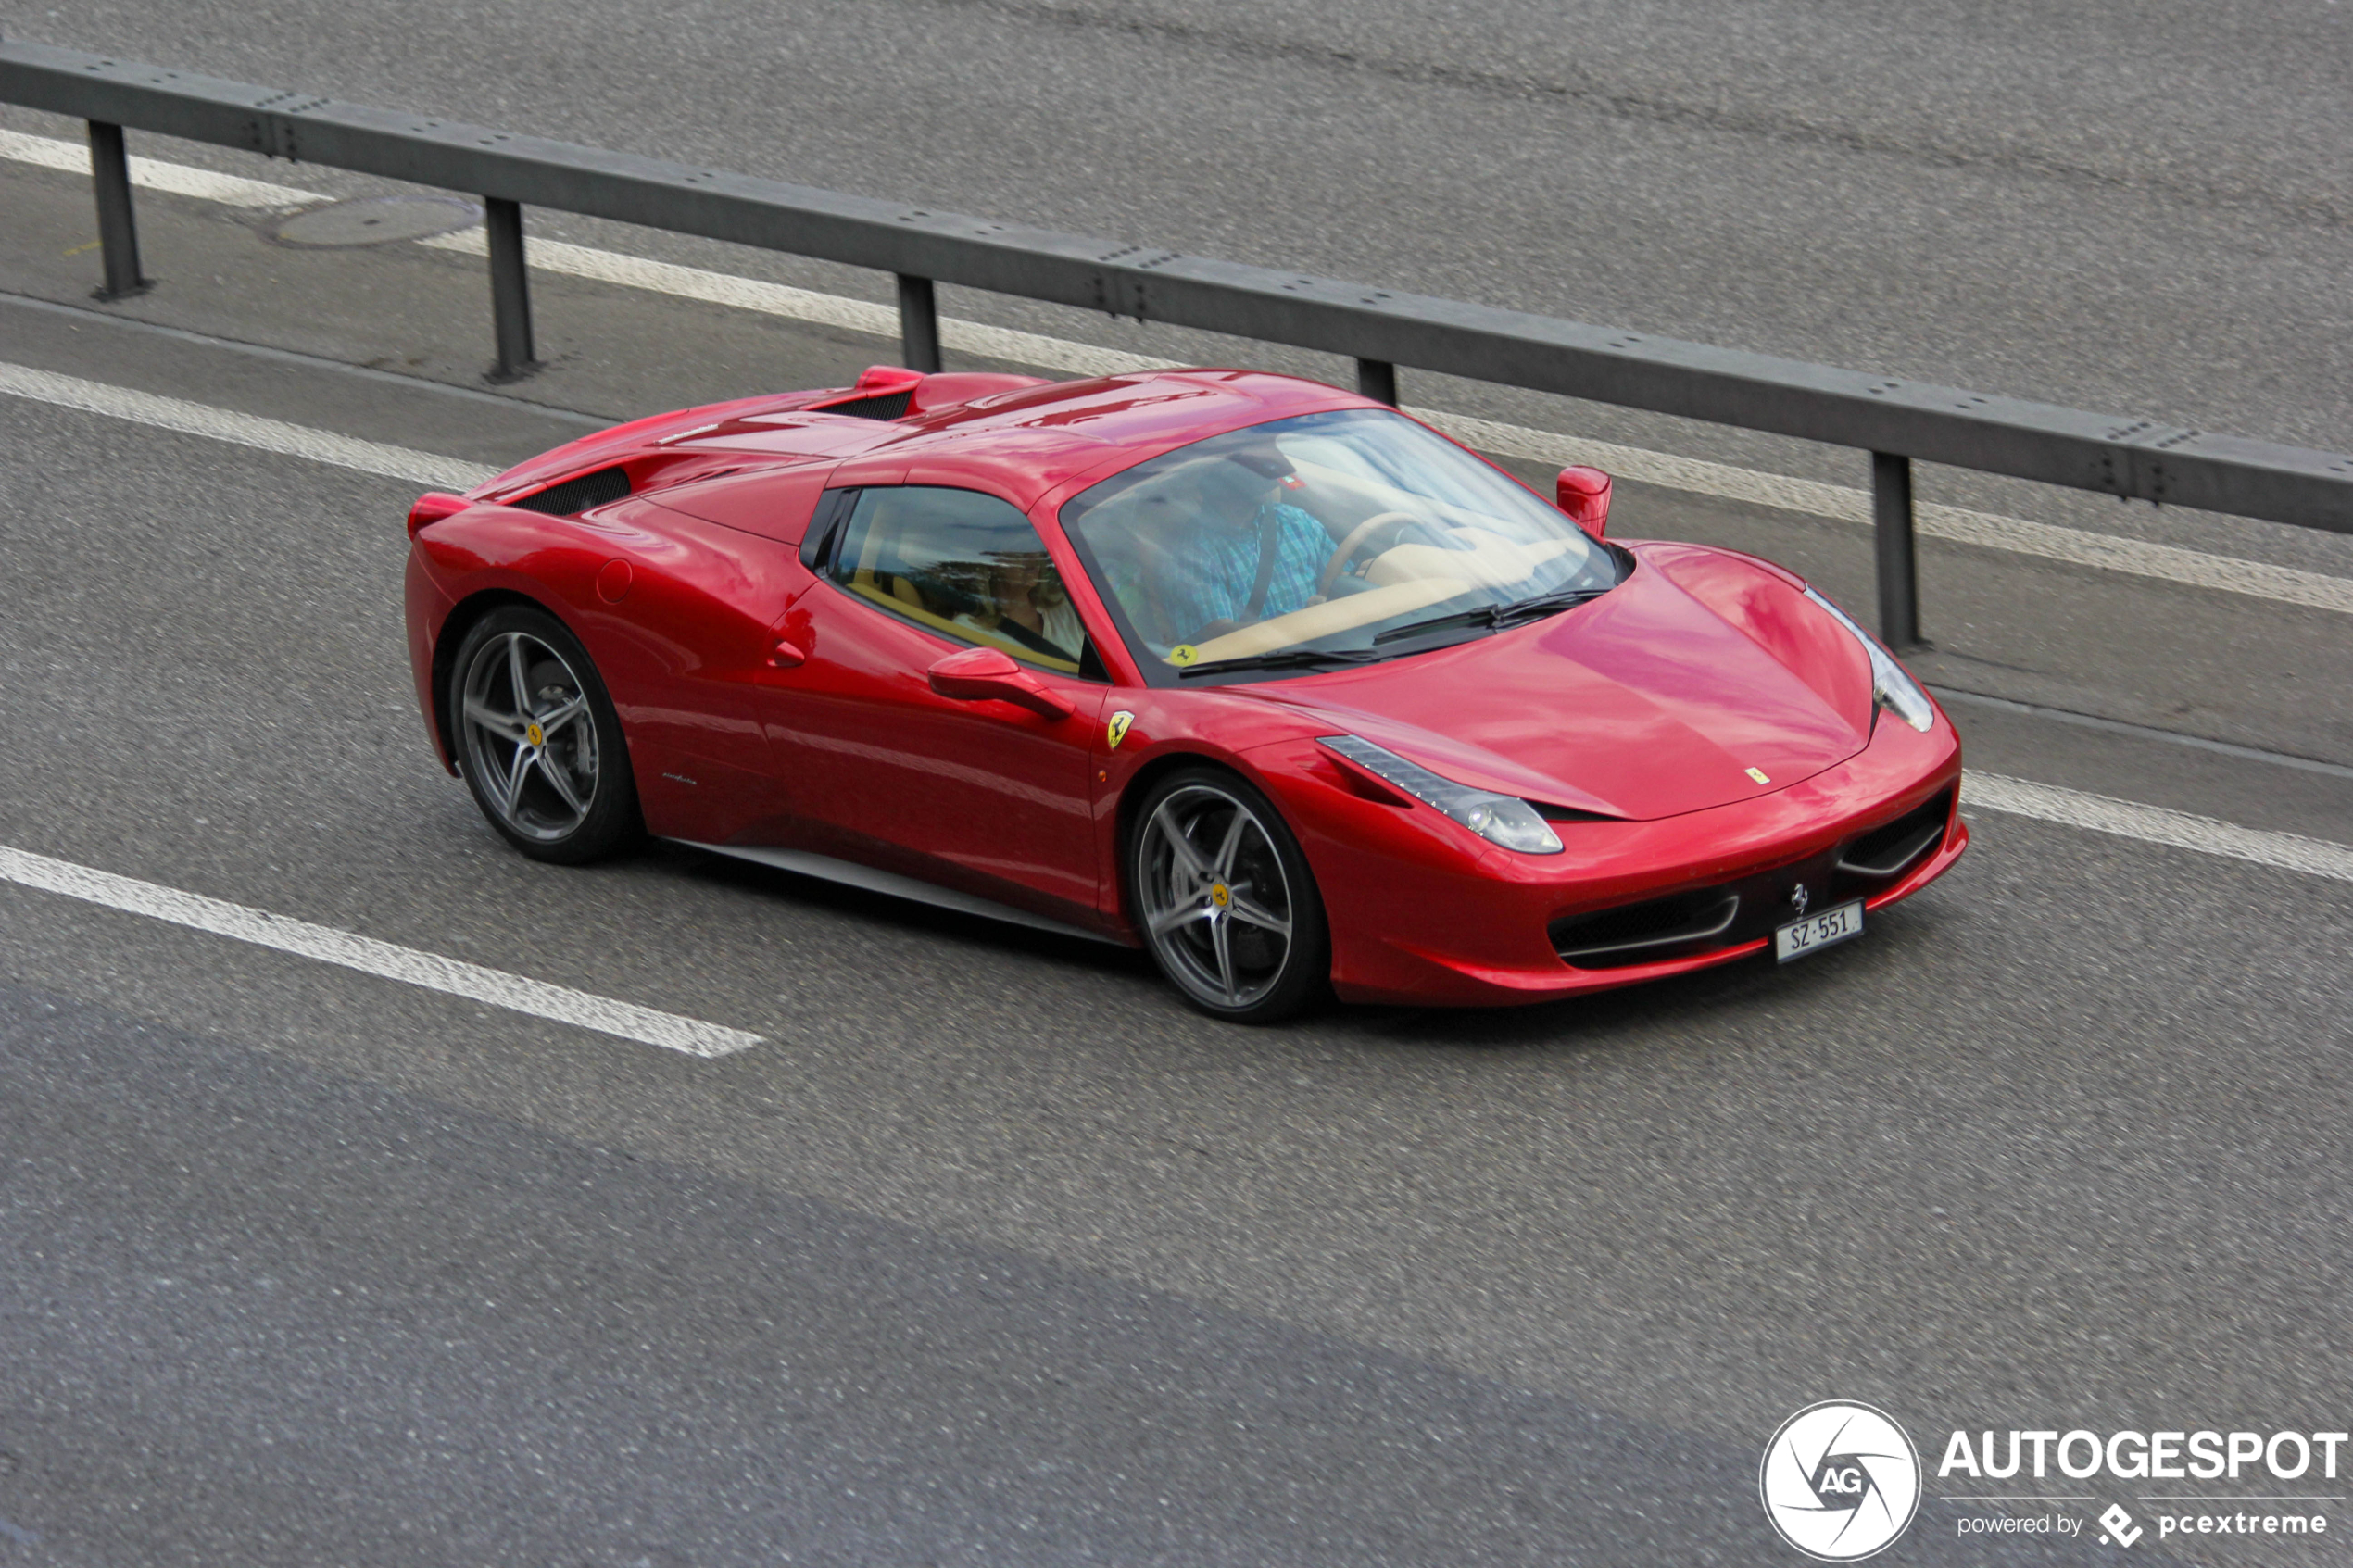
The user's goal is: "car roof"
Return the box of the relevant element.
[770,370,1372,510]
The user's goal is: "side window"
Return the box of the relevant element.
[826,486,1091,674]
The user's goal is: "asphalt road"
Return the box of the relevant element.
[0,19,2349,1564]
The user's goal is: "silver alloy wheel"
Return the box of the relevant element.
[1137,784,1296,1010]
[458,630,598,841]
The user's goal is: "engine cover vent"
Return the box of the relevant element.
[512,465,631,516]
[816,389,914,421]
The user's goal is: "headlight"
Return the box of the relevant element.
[1804,587,1934,733]
[1318,735,1564,855]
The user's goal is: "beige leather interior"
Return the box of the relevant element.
[1184,577,1471,663]
[1364,530,1578,591]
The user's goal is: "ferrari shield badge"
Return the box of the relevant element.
[1106,710,1135,749]
[1745,766,1771,784]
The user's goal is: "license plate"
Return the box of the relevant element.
[1774,899,1865,963]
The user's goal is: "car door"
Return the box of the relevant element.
[749,483,1111,927]
[564,488,821,845]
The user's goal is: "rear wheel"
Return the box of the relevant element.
[447,606,642,864]
[1130,767,1329,1023]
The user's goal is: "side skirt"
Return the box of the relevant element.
[675,840,1123,947]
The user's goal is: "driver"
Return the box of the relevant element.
[1153,454,1330,641]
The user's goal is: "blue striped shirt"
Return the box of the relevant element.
[1154,501,1331,642]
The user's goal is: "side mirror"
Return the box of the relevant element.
[1556,465,1613,541]
[926,646,1074,721]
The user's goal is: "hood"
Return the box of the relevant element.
[1247,543,1878,821]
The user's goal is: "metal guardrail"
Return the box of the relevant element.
[6,37,2351,647]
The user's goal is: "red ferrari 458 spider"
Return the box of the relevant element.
[404,366,1965,1021]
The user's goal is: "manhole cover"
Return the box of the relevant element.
[268,195,483,247]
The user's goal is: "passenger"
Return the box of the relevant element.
[956,551,1086,663]
[993,551,1085,659]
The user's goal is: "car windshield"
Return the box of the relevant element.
[1058,408,1622,682]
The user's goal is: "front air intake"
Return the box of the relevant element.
[1551,889,1743,968]
[1834,789,1954,884]
[511,465,632,516]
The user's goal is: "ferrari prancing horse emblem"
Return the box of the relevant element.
[1107,710,1135,749]
[1745,766,1771,784]
[524,721,547,747]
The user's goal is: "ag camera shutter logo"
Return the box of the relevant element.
[1761,1400,1923,1560]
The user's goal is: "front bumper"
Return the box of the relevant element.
[1254,711,1966,1007]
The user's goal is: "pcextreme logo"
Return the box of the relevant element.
[1761,1401,1924,1560]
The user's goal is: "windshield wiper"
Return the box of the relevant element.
[1174,646,1387,679]
[1492,584,1616,624]
[1371,585,1613,646]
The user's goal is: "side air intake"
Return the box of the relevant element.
[511,465,632,516]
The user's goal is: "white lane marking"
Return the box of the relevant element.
[1963,771,2353,884]
[0,843,763,1057]
[425,245,2353,620]
[421,227,1175,380]
[8,131,2352,616]
[0,360,497,490]
[0,127,326,208]
[1426,413,2353,618]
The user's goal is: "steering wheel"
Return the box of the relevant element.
[1315,510,1425,599]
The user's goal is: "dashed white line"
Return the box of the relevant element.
[1962,772,2353,884]
[10,129,2350,617]
[0,843,763,1057]
[0,360,497,490]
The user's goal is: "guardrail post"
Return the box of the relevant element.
[86,121,150,301]
[896,275,942,373]
[484,197,537,382]
[1356,358,1397,406]
[1871,451,1921,648]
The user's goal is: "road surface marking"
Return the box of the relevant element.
[1428,413,2353,618]
[1963,772,2353,884]
[9,128,2350,617]
[0,843,763,1057]
[0,126,325,208]
[424,226,1166,381]
[0,360,496,489]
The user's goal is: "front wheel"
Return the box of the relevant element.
[1130,767,1329,1023]
[447,605,642,864]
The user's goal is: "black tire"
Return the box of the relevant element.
[446,605,643,864]
[1128,765,1330,1023]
